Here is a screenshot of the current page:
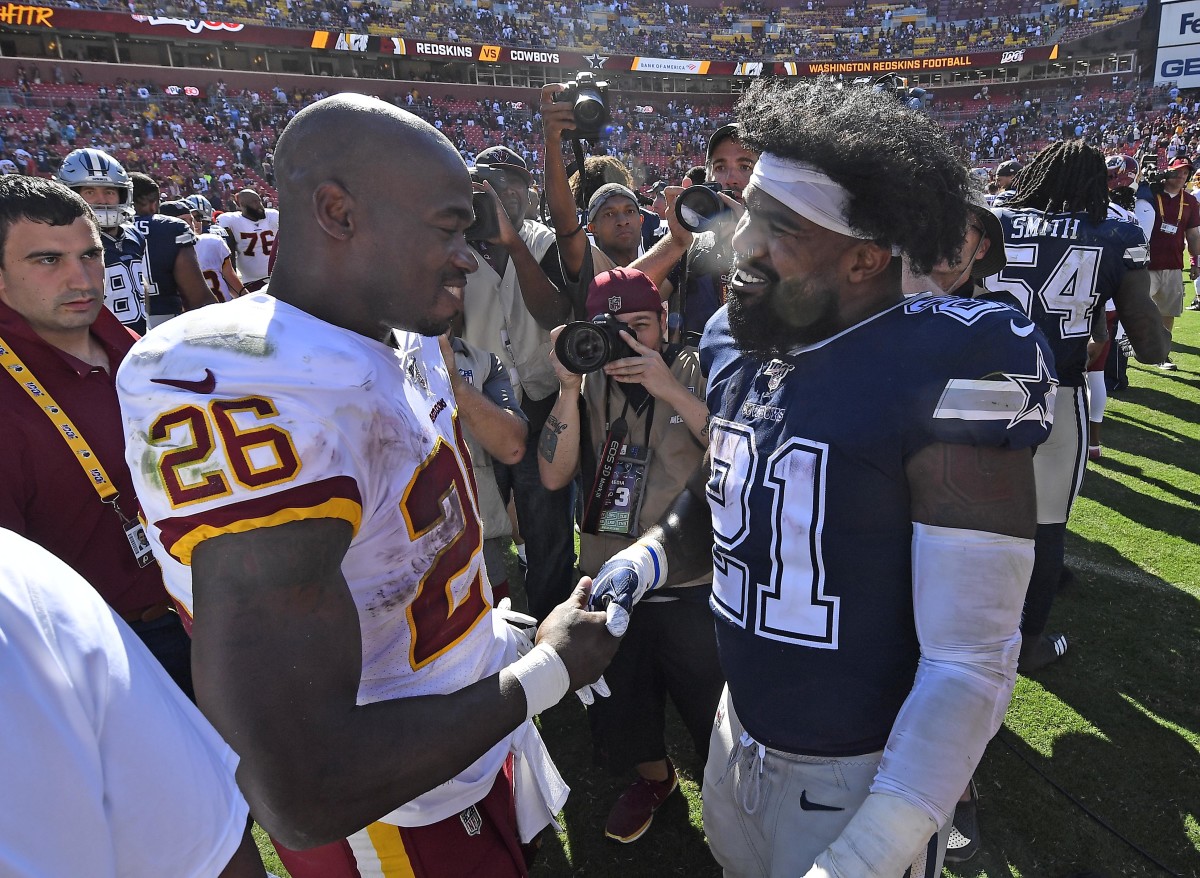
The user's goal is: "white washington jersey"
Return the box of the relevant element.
[117,293,517,824]
[194,232,237,302]
[216,208,279,283]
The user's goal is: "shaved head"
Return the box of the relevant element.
[275,94,464,222]
[268,94,477,342]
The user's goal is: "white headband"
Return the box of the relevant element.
[749,153,871,240]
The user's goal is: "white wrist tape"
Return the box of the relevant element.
[610,535,669,603]
[506,642,571,721]
[807,793,937,878]
[872,522,1032,825]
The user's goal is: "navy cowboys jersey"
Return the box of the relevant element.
[983,208,1148,386]
[699,297,1056,756]
[133,214,198,317]
[101,224,156,335]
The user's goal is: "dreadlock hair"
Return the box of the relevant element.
[733,77,972,276]
[1004,140,1110,225]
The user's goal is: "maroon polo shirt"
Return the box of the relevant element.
[1148,188,1200,271]
[0,300,170,617]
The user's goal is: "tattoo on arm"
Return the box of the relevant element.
[700,414,713,440]
[539,414,569,463]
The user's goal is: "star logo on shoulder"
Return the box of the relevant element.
[585,51,609,69]
[1004,344,1057,429]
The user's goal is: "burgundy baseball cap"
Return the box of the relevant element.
[586,268,663,319]
[1167,156,1192,172]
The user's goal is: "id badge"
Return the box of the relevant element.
[598,445,651,536]
[124,520,155,568]
[1161,222,1179,235]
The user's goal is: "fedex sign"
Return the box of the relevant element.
[1157,1,1200,86]
[1159,0,1200,47]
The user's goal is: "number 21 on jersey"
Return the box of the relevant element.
[707,420,840,648]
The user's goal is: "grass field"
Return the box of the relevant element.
[257,300,1200,878]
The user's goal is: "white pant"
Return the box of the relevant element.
[1034,386,1088,525]
[702,686,948,878]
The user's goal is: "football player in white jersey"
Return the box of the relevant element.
[216,188,279,292]
[118,95,617,878]
[162,200,245,301]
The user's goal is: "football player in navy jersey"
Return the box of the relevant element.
[983,141,1167,672]
[582,78,1056,878]
[130,172,216,329]
[55,148,157,335]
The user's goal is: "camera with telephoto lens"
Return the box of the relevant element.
[1138,153,1175,188]
[555,314,633,374]
[554,72,611,140]
[675,182,735,233]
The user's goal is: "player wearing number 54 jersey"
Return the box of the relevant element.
[118,95,617,878]
[981,140,1167,672]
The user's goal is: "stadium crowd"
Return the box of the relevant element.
[37,0,1143,62]
[0,2,1194,867]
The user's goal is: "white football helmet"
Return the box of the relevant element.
[184,193,214,225]
[56,148,134,228]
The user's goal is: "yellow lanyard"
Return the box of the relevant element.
[0,332,122,508]
[1156,191,1186,227]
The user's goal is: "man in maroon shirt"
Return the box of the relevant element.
[0,175,193,698]
[1145,156,1200,370]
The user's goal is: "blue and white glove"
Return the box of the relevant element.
[586,537,668,637]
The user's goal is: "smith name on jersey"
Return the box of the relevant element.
[984,206,1148,385]
[699,296,1056,757]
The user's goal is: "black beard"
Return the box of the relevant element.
[242,205,266,222]
[728,285,801,360]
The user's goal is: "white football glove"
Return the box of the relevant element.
[495,597,537,658]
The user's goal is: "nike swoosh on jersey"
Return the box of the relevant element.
[1010,320,1036,337]
[150,368,217,393]
[799,790,844,812]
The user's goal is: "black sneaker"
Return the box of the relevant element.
[1187,299,1200,311]
[944,779,979,864]
[1019,632,1069,673]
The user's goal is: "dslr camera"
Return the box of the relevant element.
[555,71,611,140]
[675,182,736,233]
[466,163,504,241]
[555,314,633,374]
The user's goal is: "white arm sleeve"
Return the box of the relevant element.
[871,522,1032,826]
[1134,197,1156,241]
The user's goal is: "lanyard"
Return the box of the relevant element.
[1156,191,1186,227]
[0,333,125,514]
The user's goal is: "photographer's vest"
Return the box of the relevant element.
[463,220,559,402]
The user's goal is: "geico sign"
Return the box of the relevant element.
[1161,56,1200,78]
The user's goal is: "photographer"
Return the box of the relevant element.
[631,124,758,341]
[541,84,647,317]
[460,144,576,621]
[539,268,721,844]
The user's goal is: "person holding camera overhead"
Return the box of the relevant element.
[538,267,723,845]
[460,144,577,622]
[632,124,759,342]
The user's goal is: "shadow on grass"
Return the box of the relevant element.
[961,534,1200,878]
[533,699,718,877]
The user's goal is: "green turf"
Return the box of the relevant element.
[257,302,1200,878]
